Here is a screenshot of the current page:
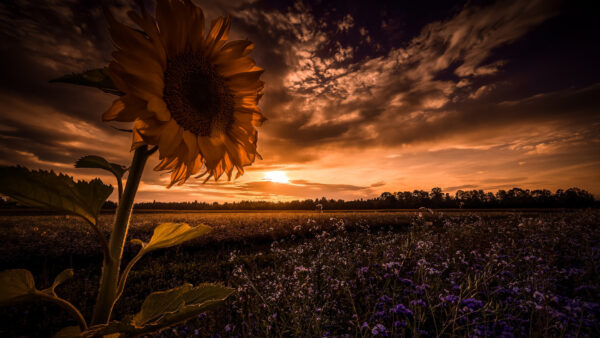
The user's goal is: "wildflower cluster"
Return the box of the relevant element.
[171,211,599,337]
[1,211,598,337]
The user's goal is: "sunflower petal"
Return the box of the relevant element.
[159,119,183,157]
[168,163,187,188]
[103,99,125,121]
[216,56,256,77]
[197,134,226,169]
[156,0,179,57]
[105,7,156,56]
[113,50,163,79]
[128,9,167,68]
[155,156,179,171]
[148,97,171,121]
[171,0,190,53]
[182,130,198,162]
[205,16,230,58]
[214,40,254,65]
[189,7,205,53]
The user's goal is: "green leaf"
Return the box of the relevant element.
[47,269,74,296]
[0,166,113,225]
[0,269,36,305]
[180,283,235,306]
[114,224,212,311]
[142,283,234,327]
[132,223,212,253]
[133,284,190,326]
[54,326,80,338]
[50,68,123,96]
[75,155,127,180]
[1,269,87,330]
[80,283,234,336]
[135,283,234,328]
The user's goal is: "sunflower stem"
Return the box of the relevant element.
[91,145,149,325]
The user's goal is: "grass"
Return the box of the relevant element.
[0,210,598,337]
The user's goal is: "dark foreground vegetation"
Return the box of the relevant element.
[0,210,598,337]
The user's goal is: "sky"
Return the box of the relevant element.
[0,0,599,202]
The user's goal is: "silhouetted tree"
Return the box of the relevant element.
[8,187,594,213]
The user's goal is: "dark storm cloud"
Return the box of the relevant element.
[0,0,112,108]
[226,0,599,168]
[379,84,600,146]
[0,0,138,174]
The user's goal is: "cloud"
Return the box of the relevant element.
[227,0,564,166]
[0,0,597,202]
[226,179,374,200]
[482,177,528,184]
[443,184,478,192]
[337,14,354,32]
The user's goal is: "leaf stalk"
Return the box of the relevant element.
[35,291,88,331]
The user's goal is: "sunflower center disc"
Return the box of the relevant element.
[163,53,234,136]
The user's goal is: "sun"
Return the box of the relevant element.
[264,171,289,183]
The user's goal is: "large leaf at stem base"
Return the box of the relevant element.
[131,223,212,253]
[0,166,113,225]
[0,269,36,305]
[0,269,74,305]
[75,155,127,180]
[53,326,81,338]
[80,284,234,337]
[50,68,122,96]
[133,285,189,326]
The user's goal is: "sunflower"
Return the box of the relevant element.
[102,0,265,187]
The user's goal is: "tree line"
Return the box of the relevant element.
[129,187,595,210]
[0,187,596,211]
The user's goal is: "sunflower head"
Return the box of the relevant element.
[103,0,265,187]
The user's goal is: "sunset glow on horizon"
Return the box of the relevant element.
[0,0,598,203]
[264,171,290,184]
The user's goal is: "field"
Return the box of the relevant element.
[0,210,599,337]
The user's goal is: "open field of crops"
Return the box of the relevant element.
[1,210,599,337]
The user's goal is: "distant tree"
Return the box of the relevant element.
[37,187,593,212]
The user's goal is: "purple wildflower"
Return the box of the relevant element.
[440,294,460,303]
[380,295,393,303]
[390,303,413,316]
[399,278,414,286]
[371,323,388,336]
[411,299,427,307]
[394,320,407,328]
[461,298,483,310]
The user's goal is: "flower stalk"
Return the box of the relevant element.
[92,145,150,325]
[35,291,88,331]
